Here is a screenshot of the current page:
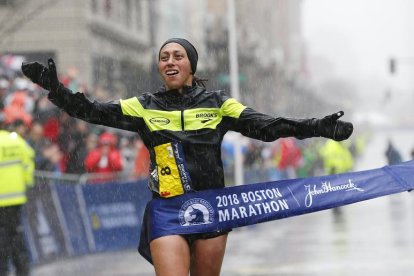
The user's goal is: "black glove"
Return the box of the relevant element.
[47,58,59,92]
[314,111,353,141]
[21,58,59,92]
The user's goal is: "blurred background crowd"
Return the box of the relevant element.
[0,54,150,182]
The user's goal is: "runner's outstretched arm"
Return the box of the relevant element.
[22,59,143,131]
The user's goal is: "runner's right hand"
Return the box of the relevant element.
[21,58,59,92]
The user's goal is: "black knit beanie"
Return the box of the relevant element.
[159,38,198,74]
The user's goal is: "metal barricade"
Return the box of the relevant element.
[24,170,150,265]
[78,171,145,185]
[24,171,81,264]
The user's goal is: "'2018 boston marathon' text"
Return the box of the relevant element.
[216,188,289,222]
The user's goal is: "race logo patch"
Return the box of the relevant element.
[149,117,170,126]
[179,198,214,226]
[195,112,218,124]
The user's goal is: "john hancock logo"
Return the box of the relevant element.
[179,198,214,226]
[304,179,364,208]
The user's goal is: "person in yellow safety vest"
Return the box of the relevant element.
[0,115,35,276]
[319,139,354,175]
[319,139,354,217]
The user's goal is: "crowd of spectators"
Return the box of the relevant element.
[0,55,149,183]
[224,136,326,184]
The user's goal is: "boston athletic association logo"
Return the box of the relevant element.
[179,198,214,226]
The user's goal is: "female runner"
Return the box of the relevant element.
[22,38,353,276]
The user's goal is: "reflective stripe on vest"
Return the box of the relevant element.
[0,192,26,200]
[0,191,27,207]
[0,159,22,168]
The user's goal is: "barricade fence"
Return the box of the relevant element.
[23,171,151,265]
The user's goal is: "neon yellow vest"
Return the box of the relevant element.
[319,140,354,174]
[0,130,35,207]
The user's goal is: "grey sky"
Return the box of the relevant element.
[302,0,414,88]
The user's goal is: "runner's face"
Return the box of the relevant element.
[158,43,193,91]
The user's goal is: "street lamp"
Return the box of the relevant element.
[227,0,244,186]
[389,57,396,75]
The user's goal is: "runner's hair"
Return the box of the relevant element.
[193,75,208,87]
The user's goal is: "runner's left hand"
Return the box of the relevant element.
[314,111,353,141]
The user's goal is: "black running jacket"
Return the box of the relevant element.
[48,85,318,197]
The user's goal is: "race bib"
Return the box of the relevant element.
[154,142,193,198]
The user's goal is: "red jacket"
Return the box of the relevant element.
[84,148,123,173]
[277,138,302,170]
[84,132,123,175]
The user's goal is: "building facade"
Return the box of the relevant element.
[0,0,319,113]
[0,0,151,97]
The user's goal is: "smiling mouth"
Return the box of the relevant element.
[166,70,179,76]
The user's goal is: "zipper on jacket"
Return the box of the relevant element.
[181,110,185,130]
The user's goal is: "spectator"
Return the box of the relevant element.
[37,142,64,172]
[55,113,77,172]
[319,140,354,175]
[274,138,303,179]
[120,136,136,176]
[65,120,90,174]
[319,139,354,216]
[0,77,9,110]
[3,89,33,127]
[244,141,263,169]
[6,119,29,139]
[385,140,402,165]
[297,140,323,178]
[85,132,98,152]
[33,95,59,124]
[27,120,44,148]
[61,66,79,92]
[0,115,35,276]
[133,138,150,179]
[84,131,123,182]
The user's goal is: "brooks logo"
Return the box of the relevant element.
[195,113,217,118]
[196,113,217,123]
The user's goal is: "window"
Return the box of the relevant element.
[0,0,13,6]
[91,0,98,13]
[136,0,143,30]
[124,0,132,27]
[105,0,112,18]
[93,56,115,91]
